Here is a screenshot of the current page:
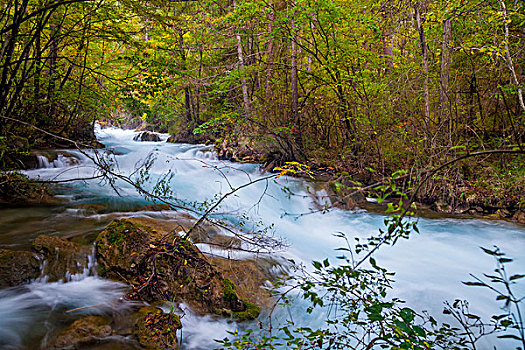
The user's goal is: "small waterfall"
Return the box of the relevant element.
[35,244,99,283]
[196,149,218,161]
[36,155,51,168]
[35,154,80,169]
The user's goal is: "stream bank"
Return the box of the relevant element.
[211,139,525,225]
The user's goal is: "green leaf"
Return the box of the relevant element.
[413,325,426,337]
[312,261,322,270]
[400,308,415,323]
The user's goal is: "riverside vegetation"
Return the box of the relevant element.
[0,0,524,349]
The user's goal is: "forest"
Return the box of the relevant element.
[1,0,523,212]
[0,0,524,349]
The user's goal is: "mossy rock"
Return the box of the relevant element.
[52,316,113,349]
[134,306,181,349]
[95,219,151,277]
[95,218,255,316]
[232,300,261,321]
[220,279,260,321]
[71,202,109,214]
[0,249,40,288]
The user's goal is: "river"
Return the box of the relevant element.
[0,125,523,349]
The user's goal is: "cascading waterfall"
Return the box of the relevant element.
[0,124,523,349]
[35,153,80,169]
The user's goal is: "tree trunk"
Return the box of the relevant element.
[498,0,525,113]
[47,23,58,119]
[290,3,304,160]
[414,2,430,129]
[233,0,251,118]
[265,11,275,99]
[439,19,452,126]
[179,30,193,124]
[381,1,394,73]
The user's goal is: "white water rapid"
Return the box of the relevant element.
[0,125,522,349]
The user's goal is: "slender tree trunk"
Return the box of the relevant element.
[415,2,430,129]
[34,26,41,101]
[439,19,452,127]
[291,24,298,119]
[498,0,525,113]
[179,30,193,124]
[265,11,275,99]
[48,23,58,119]
[290,2,304,160]
[381,1,394,74]
[233,0,250,117]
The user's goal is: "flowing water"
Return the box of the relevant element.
[0,125,523,349]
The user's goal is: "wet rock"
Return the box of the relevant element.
[96,218,260,319]
[433,200,452,213]
[209,257,276,309]
[496,209,512,219]
[134,306,182,349]
[137,203,171,212]
[72,202,109,214]
[0,249,40,288]
[513,210,525,224]
[119,215,229,248]
[32,235,93,281]
[133,131,161,142]
[52,316,113,349]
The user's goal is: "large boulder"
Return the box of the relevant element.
[96,218,259,320]
[134,131,161,142]
[0,249,40,288]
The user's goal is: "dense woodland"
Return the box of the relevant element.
[0,1,525,349]
[0,0,524,210]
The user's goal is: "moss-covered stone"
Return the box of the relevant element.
[95,217,255,316]
[221,278,260,321]
[0,249,40,288]
[232,300,261,321]
[52,316,112,349]
[222,278,239,304]
[137,203,171,212]
[71,202,109,214]
[134,306,181,349]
